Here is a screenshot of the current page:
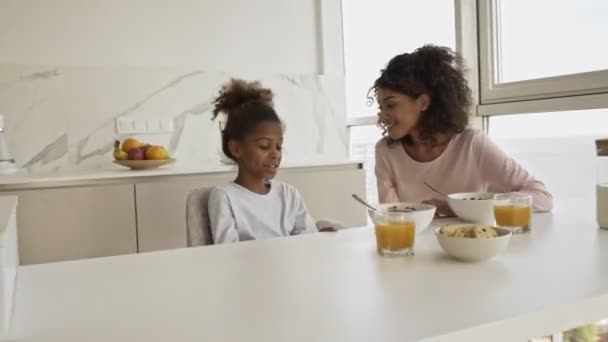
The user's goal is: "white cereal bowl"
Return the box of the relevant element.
[368,202,436,234]
[434,226,512,262]
[447,192,495,224]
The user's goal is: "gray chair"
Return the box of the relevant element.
[185,187,214,247]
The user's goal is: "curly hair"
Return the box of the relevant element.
[372,44,472,146]
[211,79,281,160]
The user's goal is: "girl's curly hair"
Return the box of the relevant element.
[211,79,280,160]
[372,44,472,146]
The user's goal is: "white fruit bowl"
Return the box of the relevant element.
[113,158,176,170]
[447,192,495,224]
[368,202,436,234]
[434,225,512,262]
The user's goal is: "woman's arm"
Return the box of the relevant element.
[375,142,400,203]
[476,133,553,212]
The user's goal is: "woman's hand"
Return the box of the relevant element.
[422,198,455,217]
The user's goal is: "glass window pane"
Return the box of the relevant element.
[489,109,608,200]
[342,0,455,118]
[496,0,608,83]
[348,125,383,205]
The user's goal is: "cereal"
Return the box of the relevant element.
[388,205,416,213]
[439,224,498,239]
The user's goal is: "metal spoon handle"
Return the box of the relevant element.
[424,182,447,198]
[351,194,377,211]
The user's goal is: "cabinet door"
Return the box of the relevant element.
[278,168,367,227]
[15,184,137,265]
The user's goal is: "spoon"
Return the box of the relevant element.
[351,194,377,212]
[424,182,447,198]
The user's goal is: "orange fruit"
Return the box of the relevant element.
[145,145,169,160]
[121,138,143,153]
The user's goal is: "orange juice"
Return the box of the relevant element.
[374,222,415,255]
[494,205,531,231]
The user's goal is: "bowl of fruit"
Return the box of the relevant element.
[113,138,175,170]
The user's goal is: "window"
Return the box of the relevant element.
[479,0,608,104]
[497,0,608,83]
[342,0,455,119]
[489,109,608,200]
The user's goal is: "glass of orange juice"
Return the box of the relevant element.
[493,193,532,234]
[373,211,416,256]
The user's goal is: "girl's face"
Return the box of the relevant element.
[229,121,283,180]
[376,88,430,140]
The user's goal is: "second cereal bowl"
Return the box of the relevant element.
[434,224,512,262]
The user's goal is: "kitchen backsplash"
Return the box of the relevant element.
[0,65,347,173]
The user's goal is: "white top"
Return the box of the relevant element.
[208,181,317,243]
[8,198,608,341]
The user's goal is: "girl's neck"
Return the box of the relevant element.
[234,172,269,195]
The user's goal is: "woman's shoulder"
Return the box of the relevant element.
[457,126,486,139]
[453,126,489,146]
[375,136,395,153]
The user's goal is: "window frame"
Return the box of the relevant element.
[478,0,608,107]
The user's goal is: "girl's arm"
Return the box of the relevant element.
[208,188,240,243]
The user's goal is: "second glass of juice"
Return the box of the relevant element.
[373,211,416,256]
[494,193,532,234]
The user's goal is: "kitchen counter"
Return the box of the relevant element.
[0,160,363,191]
[8,198,608,341]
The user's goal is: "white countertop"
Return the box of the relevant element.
[7,199,608,341]
[0,159,363,191]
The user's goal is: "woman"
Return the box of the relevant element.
[373,45,553,215]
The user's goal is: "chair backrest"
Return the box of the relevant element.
[185,187,214,247]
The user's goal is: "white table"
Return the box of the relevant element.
[7,199,608,341]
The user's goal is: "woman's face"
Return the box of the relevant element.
[376,88,429,140]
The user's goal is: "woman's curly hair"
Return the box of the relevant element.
[211,79,280,160]
[372,44,472,146]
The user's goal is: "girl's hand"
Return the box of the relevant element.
[422,198,455,217]
[316,219,342,232]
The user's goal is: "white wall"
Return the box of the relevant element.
[0,0,347,172]
[0,0,324,73]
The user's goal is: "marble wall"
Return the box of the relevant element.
[0,65,347,173]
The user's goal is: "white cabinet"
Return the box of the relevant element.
[4,163,366,263]
[14,185,137,265]
[278,168,367,227]
[135,167,367,252]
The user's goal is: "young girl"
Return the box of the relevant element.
[208,79,329,244]
[373,45,553,215]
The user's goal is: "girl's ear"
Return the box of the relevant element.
[418,93,431,111]
[228,140,241,160]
